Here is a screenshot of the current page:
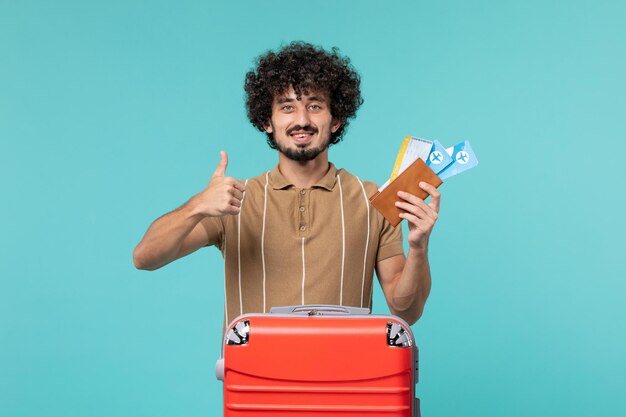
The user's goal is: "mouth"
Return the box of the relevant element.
[289,130,316,144]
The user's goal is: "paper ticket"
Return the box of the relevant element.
[378,136,478,193]
[438,140,479,180]
[426,139,454,174]
[389,136,433,181]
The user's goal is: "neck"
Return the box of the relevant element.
[277,150,330,189]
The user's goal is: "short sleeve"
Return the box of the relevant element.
[376,214,404,261]
[200,216,225,252]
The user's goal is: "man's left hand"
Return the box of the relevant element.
[395,182,441,251]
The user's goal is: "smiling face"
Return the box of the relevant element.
[264,86,341,162]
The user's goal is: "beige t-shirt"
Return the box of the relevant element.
[201,163,404,327]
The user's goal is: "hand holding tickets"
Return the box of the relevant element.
[370,136,478,226]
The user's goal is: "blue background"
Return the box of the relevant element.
[2,1,625,416]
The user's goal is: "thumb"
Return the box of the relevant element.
[211,150,228,178]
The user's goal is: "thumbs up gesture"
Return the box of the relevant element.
[192,151,246,217]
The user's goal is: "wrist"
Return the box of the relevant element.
[186,194,209,219]
[407,243,428,258]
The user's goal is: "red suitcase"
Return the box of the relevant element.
[215,305,420,417]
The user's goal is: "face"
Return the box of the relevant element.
[264,86,341,162]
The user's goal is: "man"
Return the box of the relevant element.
[133,42,440,327]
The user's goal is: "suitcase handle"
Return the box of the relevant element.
[269,304,371,316]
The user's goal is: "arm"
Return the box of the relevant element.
[375,182,441,325]
[132,151,245,271]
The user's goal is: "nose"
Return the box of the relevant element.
[294,106,311,127]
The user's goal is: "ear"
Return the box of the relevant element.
[263,120,273,134]
[331,118,342,133]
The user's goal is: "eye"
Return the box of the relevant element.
[309,104,322,111]
[281,105,294,111]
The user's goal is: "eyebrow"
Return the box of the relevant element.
[275,95,327,104]
[307,95,326,103]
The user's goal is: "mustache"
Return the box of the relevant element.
[286,125,318,135]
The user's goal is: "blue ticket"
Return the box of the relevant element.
[438,140,479,180]
[426,140,454,174]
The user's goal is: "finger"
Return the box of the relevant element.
[397,192,437,219]
[229,187,244,201]
[221,203,240,215]
[395,200,430,219]
[232,180,246,192]
[230,197,242,208]
[419,182,441,213]
[211,150,228,178]
[399,212,422,228]
[413,196,439,220]
[396,190,421,206]
[400,211,435,232]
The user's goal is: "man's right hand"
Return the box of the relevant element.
[191,151,246,217]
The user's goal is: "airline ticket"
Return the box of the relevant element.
[378,136,478,192]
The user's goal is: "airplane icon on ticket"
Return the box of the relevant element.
[438,141,478,180]
[456,151,470,164]
[429,151,443,164]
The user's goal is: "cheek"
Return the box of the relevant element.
[266,116,287,134]
[269,116,290,132]
[314,114,333,129]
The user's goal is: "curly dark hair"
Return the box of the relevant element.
[244,42,364,148]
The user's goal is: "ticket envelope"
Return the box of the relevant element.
[370,158,443,227]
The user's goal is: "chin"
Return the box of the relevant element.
[281,146,326,162]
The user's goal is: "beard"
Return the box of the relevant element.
[277,141,329,162]
[270,124,330,162]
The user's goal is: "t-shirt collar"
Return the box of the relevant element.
[269,162,338,191]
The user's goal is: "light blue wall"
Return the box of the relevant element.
[2,1,625,416]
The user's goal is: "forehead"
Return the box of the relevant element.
[273,86,330,103]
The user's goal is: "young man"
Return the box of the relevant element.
[133,42,440,326]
